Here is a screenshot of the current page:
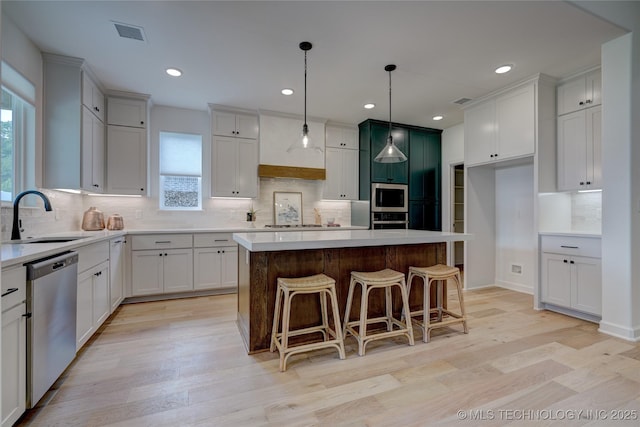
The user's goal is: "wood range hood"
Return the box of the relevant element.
[258,164,326,180]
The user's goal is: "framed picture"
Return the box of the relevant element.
[273,192,303,226]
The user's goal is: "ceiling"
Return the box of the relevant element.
[2,1,627,130]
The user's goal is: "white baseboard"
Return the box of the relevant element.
[598,320,640,342]
[494,280,533,295]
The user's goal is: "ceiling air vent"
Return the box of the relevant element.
[453,97,473,105]
[113,22,146,42]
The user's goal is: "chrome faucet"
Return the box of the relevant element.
[11,190,53,241]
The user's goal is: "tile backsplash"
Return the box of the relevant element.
[1,179,354,240]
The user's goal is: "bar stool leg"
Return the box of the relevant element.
[270,284,282,352]
[319,288,328,341]
[280,288,291,371]
[398,278,414,346]
[358,281,369,356]
[328,284,346,359]
[385,286,393,331]
[404,271,416,321]
[343,277,356,339]
[454,272,469,334]
[436,280,443,322]
[424,277,434,343]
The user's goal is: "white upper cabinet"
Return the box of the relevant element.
[324,124,359,200]
[82,72,105,122]
[464,82,535,166]
[42,53,106,192]
[107,97,147,128]
[106,94,149,195]
[212,110,259,139]
[325,125,358,150]
[557,68,601,116]
[556,68,602,191]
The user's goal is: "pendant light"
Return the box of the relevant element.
[374,64,407,163]
[287,41,322,153]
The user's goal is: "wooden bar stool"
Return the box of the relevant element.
[406,264,468,343]
[270,273,346,371]
[343,268,414,356]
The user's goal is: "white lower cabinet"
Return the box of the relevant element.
[131,234,194,296]
[540,235,601,317]
[109,237,126,312]
[76,241,111,350]
[194,246,238,290]
[76,260,110,350]
[1,266,27,427]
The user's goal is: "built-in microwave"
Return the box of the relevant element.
[371,183,408,212]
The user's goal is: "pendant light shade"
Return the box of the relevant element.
[287,41,322,153]
[374,64,407,163]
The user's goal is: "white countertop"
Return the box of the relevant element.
[1,226,368,268]
[233,229,472,252]
[539,231,601,238]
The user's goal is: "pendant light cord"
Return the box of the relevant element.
[388,68,392,141]
[304,49,308,126]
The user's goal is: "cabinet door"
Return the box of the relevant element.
[571,256,601,316]
[326,126,358,149]
[107,125,147,195]
[92,117,105,192]
[236,138,258,197]
[409,129,441,202]
[323,147,342,199]
[163,249,194,293]
[131,251,164,296]
[81,107,94,192]
[557,77,587,116]
[193,248,222,290]
[586,106,602,189]
[2,303,26,427]
[107,98,146,128]
[212,111,238,137]
[92,264,110,327]
[586,69,601,108]
[235,114,259,139]
[557,110,587,191]
[212,136,238,197]
[496,84,535,160]
[342,149,359,200]
[464,100,496,166]
[76,270,94,349]
[541,253,571,307]
[109,239,125,312]
[220,246,238,288]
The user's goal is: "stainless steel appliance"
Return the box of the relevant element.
[371,211,409,229]
[26,251,78,408]
[371,183,408,212]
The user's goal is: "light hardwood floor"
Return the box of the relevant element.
[18,287,640,426]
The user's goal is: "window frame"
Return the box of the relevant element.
[158,131,203,211]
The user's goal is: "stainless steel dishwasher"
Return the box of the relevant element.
[26,251,78,408]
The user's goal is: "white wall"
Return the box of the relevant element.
[495,163,535,293]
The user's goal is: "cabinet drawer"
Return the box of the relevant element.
[193,233,236,248]
[132,234,193,250]
[1,266,26,311]
[540,235,601,258]
[77,241,110,273]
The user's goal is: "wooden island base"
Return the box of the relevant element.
[237,242,446,353]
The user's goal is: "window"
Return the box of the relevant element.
[159,132,202,210]
[1,62,36,203]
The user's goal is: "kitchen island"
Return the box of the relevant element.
[233,229,471,353]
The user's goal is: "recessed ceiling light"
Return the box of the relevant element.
[166,68,182,77]
[281,88,294,96]
[364,103,375,109]
[432,115,443,121]
[495,64,512,74]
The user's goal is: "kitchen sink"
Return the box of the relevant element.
[5,237,84,244]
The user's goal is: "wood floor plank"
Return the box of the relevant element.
[16,288,640,427]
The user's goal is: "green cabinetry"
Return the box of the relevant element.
[359,119,441,230]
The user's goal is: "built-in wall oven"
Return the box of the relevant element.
[371,183,408,229]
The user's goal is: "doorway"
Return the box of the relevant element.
[452,164,464,270]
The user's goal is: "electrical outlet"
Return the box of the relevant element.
[135,210,143,219]
[55,208,61,220]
